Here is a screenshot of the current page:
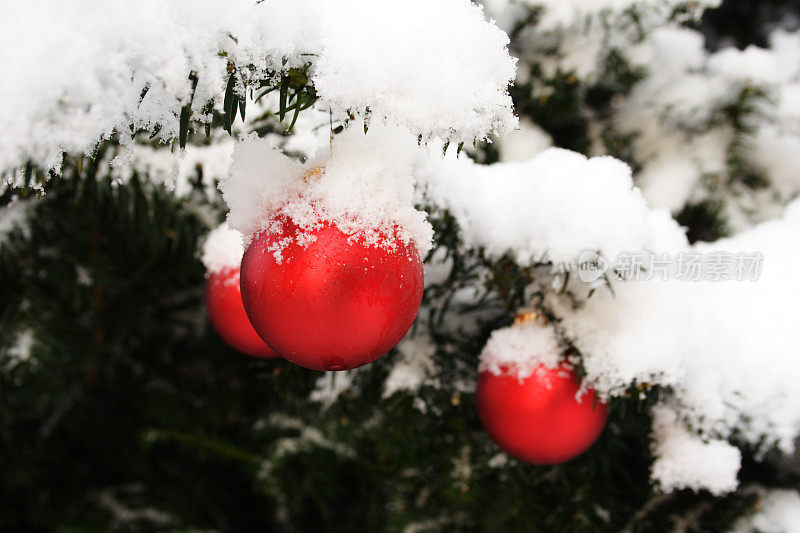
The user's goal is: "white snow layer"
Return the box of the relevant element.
[383,336,439,398]
[478,322,562,380]
[650,406,741,495]
[549,199,800,492]
[556,199,800,448]
[730,489,800,533]
[310,371,358,408]
[201,223,244,274]
[0,0,516,176]
[0,197,33,248]
[223,125,433,257]
[420,149,654,266]
[115,141,235,197]
[497,118,553,163]
[4,329,35,370]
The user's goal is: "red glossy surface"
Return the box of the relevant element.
[206,268,277,358]
[477,365,608,464]
[240,220,424,371]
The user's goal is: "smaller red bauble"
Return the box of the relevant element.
[206,267,277,358]
[477,364,608,465]
[240,218,424,371]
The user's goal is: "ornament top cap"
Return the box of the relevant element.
[513,309,548,325]
[303,166,325,183]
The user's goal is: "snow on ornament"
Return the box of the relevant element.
[476,317,608,464]
[201,224,276,359]
[225,126,433,371]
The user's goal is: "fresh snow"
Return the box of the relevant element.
[0,197,33,248]
[201,223,244,275]
[496,118,553,163]
[115,141,234,198]
[730,489,800,533]
[420,149,654,266]
[223,125,433,258]
[310,371,358,409]
[552,199,800,491]
[383,336,439,398]
[478,322,562,380]
[0,0,516,177]
[4,329,35,370]
[650,405,741,495]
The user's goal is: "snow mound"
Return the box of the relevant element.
[478,322,562,380]
[222,125,433,259]
[201,223,244,274]
[731,489,800,533]
[0,0,516,176]
[420,149,653,266]
[650,405,741,495]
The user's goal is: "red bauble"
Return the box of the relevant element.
[477,364,608,464]
[240,219,424,371]
[206,268,277,358]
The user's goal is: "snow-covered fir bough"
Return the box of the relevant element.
[1,0,800,530]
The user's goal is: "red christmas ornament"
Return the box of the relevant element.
[477,364,608,464]
[240,218,424,371]
[206,267,277,358]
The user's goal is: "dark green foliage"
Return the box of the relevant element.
[166,62,318,149]
[675,200,729,243]
[512,67,592,154]
[585,50,646,122]
[700,0,800,50]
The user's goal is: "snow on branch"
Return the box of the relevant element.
[420,144,800,493]
[0,0,516,176]
[419,148,658,266]
[492,0,719,30]
[550,200,800,492]
[618,27,800,223]
[650,405,741,495]
[484,0,718,82]
[731,489,800,532]
[555,199,800,456]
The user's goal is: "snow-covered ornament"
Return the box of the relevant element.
[227,128,432,372]
[476,318,608,464]
[202,224,276,359]
[240,215,424,371]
